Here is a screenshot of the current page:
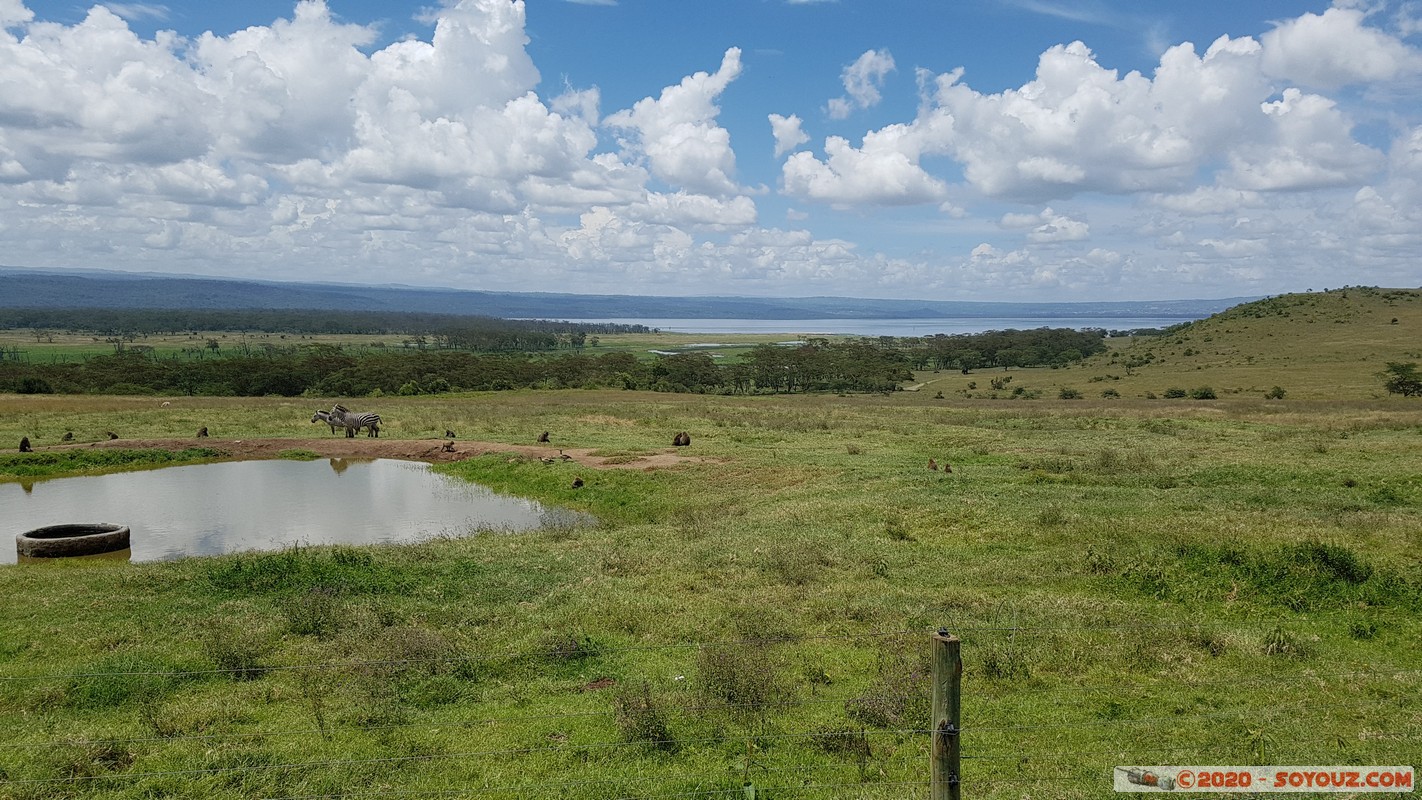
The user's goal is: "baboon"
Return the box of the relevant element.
[944,463,953,473]
[441,440,455,452]
[571,477,584,489]
[107,432,119,440]
[537,431,550,443]
[19,437,31,453]
[61,432,73,442]
[928,458,938,471]
[196,427,209,438]
[445,430,456,438]
[672,431,691,447]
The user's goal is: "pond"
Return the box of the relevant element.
[3,459,591,565]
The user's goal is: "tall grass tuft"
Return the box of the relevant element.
[695,642,790,719]
[845,647,930,730]
[63,655,183,710]
[614,682,679,753]
[201,616,273,679]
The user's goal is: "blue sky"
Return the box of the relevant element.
[2,0,1420,301]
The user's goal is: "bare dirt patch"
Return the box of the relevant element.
[69,436,711,470]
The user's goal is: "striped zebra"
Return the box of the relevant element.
[330,404,381,438]
[310,410,341,435]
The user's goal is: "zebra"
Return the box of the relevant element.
[330,404,381,438]
[311,410,342,435]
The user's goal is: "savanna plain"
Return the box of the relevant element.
[0,289,1419,799]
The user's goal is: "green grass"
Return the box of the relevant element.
[0,294,1419,798]
[0,447,224,480]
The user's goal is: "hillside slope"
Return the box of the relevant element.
[1080,287,1422,400]
[904,287,1422,402]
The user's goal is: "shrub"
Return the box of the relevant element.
[15,376,53,394]
[846,648,930,729]
[1101,388,1120,398]
[695,643,789,717]
[1381,362,1422,396]
[980,640,1033,681]
[811,726,872,759]
[1348,618,1378,641]
[538,632,602,665]
[201,618,272,680]
[1163,387,1187,398]
[283,586,346,638]
[1058,388,1082,399]
[1189,386,1217,399]
[614,683,679,753]
[1265,386,1287,399]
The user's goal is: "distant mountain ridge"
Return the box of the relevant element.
[0,266,1253,320]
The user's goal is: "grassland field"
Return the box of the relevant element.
[0,329,791,364]
[0,289,1418,799]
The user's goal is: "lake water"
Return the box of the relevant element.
[568,317,1198,337]
[3,459,591,565]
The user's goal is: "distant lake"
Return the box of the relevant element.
[566,317,1200,337]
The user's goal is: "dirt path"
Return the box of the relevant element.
[69,436,709,470]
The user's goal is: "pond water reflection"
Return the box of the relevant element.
[3,459,591,565]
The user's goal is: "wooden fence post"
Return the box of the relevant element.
[931,628,962,800]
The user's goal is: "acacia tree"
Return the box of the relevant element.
[1382,362,1422,397]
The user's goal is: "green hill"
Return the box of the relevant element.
[905,287,1422,401]
[1082,287,1421,400]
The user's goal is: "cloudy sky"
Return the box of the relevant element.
[2,0,1421,301]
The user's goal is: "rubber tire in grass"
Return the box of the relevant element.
[16,523,130,558]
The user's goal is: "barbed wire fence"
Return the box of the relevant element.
[0,620,1417,799]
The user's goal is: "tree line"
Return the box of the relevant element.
[0,307,648,347]
[1,325,1107,397]
[899,327,1110,371]
[0,340,920,396]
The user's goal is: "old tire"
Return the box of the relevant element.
[16,523,130,558]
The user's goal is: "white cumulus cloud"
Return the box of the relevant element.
[1000,206,1090,242]
[605,47,745,196]
[1260,6,1422,89]
[827,48,895,119]
[769,113,809,158]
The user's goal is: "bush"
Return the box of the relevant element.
[1265,386,1287,399]
[846,648,930,729]
[283,586,346,638]
[538,632,602,665]
[1101,388,1120,398]
[1163,387,1187,398]
[696,643,789,716]
[613,683,679,753]
[15,376,53,394]
[1381,362,1422,396]
[1058,388,1082,399]
[1189,386,1217,399]
[201,618,272,680]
